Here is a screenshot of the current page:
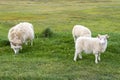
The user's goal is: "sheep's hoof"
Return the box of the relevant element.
[79,57,82,59]
[74,59,77,62]
[95,61,98,64]
[98,58,101,61]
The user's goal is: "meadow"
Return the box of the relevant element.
[0,0,120,80]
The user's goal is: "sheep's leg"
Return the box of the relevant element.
[79,53,82,59]
[74,51,79,61]
[25,41,28,45]
[13,49,19,54]
[95,53,99,64]
[20,47,22,50]
[98,53,101,61]
[30,40,33,46]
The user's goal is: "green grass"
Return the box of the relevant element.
[0,0,120,80]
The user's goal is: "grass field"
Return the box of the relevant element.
[0,0,120,80]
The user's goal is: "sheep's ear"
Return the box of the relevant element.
[97,34,101,38]
[105,34,109,38]
[10,40,16,46]
[10,40,14,44]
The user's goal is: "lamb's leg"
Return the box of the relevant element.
[95,53,99,64]
[74,50,79,61]
[25,42,28,45]
[98,53,101,61]
[79,53,82,59]
[30,40,33,46]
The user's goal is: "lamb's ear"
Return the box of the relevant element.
[105,34,109,38]
[10,40,16,46]
[10,40,14,44]
[97,34,101,38]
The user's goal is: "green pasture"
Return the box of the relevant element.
[0,0,120,80]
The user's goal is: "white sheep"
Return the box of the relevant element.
[72,25,91,42]
[8,22,34,54]
[74,34,109,64]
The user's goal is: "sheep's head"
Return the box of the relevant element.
[10,39,22,54]
[98,34,109,45]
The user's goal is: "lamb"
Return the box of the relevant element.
[8,22,34,54]
[74,34,109,64]
[72,25,91,42]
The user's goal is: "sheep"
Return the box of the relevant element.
[72,25,91,42]
[73,34,109,64]
[8,22,34,54]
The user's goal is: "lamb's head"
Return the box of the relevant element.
[10,39,22,54]
[98,34,109,45]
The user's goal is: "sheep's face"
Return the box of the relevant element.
[10,40,22,54]
[98,34,109,45]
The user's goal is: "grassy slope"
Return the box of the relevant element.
[0,0,120,80]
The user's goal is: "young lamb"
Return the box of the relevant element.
[8,22,34,54]
[74,34,109,64]
[72,25,91,42]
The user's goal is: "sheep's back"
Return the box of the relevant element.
[72,25,91,37]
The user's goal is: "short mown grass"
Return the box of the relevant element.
[0,0,120,80]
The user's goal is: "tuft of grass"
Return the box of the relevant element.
[35,28,54,38]
[41,27,53,38]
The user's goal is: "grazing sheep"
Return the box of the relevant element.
[74,34,109,64]
[8,22,34,54]
[72,25,91,42]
